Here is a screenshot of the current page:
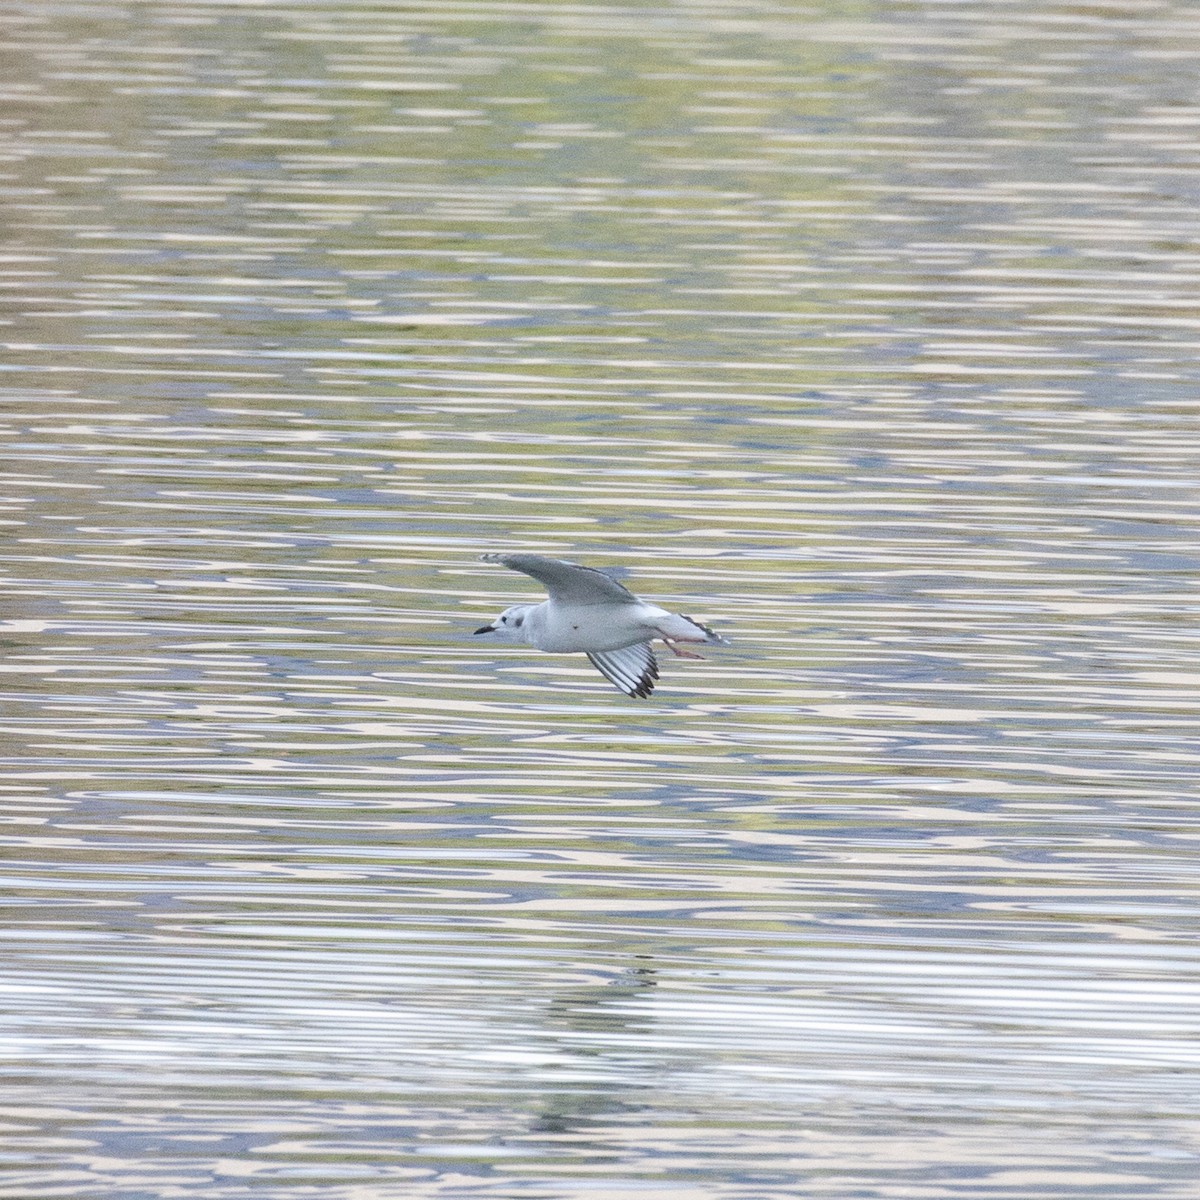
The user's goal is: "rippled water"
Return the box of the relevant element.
[2,1,1200,1196]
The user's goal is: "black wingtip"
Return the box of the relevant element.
[629,678,655,699]
[630,655,660,698]
[587,646,660,698]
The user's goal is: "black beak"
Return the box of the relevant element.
[474,624,495,635]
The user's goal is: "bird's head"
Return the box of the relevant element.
[473,604,533,642]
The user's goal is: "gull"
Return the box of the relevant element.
[474,552,727,698]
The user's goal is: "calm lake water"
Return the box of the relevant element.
[2,1,1199,1197]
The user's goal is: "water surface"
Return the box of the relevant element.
[2,1,1199,1197]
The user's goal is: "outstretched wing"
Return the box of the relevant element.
[587,643,658,698]
[481,553,639,606]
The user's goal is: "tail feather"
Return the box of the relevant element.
[655,612,729,645]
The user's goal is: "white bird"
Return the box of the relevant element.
[474,553,727,698]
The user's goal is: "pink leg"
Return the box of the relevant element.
[664,638,705,660]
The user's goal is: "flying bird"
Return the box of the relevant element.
[474,553,727,698]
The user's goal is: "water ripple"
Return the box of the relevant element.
[2,0,1200,1197]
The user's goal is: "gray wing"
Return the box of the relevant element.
[587,643,658,698]
[480,553,639,606]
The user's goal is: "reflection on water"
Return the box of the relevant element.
[2,0,1200,1196]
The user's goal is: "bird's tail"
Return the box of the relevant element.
[655,612,729,645]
